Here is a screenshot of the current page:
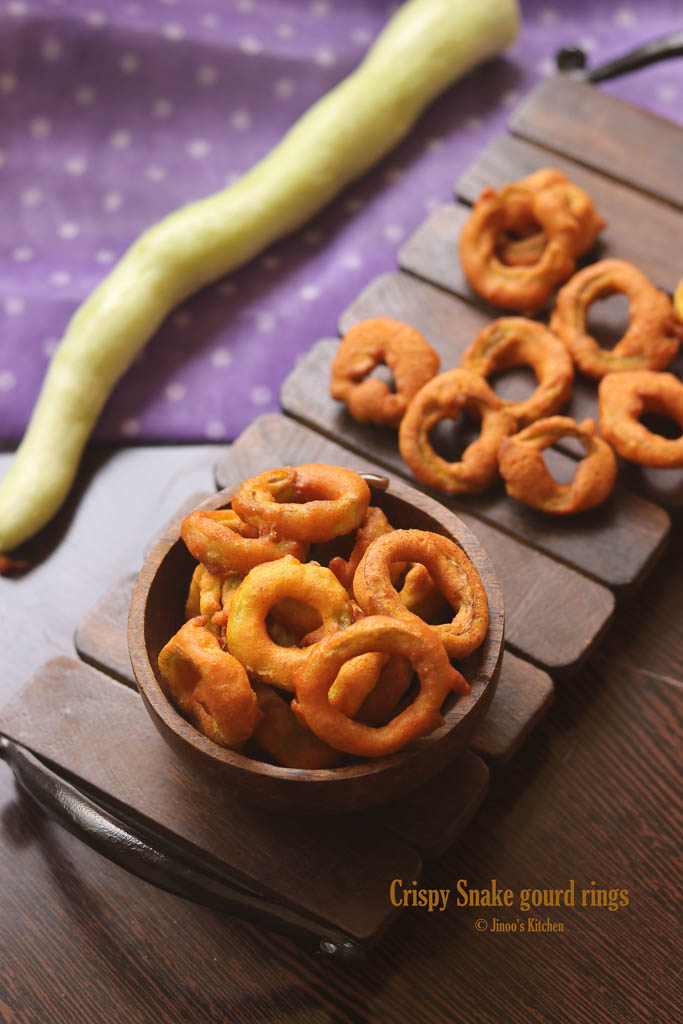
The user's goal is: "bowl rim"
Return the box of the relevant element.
[128,472,504,785]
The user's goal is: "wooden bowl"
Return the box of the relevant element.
[128,474,504,814]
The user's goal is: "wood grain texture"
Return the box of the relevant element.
[455,134,683,295]
[74,572,137,684]
[509,76,683,210]
[218,413,615,673]
[281,330,669,593]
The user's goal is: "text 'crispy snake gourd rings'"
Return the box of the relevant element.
[0,0,519,554]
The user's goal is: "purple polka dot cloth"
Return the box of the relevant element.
[1,0,682,444]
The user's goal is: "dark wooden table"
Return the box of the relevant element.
[0,442,680,1024]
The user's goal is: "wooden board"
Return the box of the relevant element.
[455,134,683,295]
[217,413,613,674]
[509,76,683,210]
[76,571,554,763]
[0,657,489,944]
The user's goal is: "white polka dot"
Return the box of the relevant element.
[11,246,33,262]
[162,23,185,40]
[0,72,18,94]
[314,47,336,67]
[109,129,131,149]
[103,192,123,212]
[85,10,107,27]
[217,281,236,296]
[0,371,17,391]
[230,109,251,131]
[464,116,482,131]
[211,348,232,368]
[580,37,597,53]
[274,77,295,99]
[95,249,115,264]
[74,85,96,106]
[165,382,186,401]
[656,83,678,104]
[152,98,173,118]
[29,118,51,139]
[256,312,276,332]
[310,0,331,16]
[197,64,219,87]
[145,165,166,181]
[50,270,71,285]
[42,338,59,357]
[383,224,404,242]
[300,284,320,301]
[537,57,555,77]
[426,136,444,153]
[262,255,280,271]
[502,90,519,108]
[58,222,79,240]
[240,36,262,55]
[341,252,362,270]
[614,7,636,27]
[384,167,402,184]
[173,310,193,327]
[351,27,372,44]
[275,24,294,39]
[250,385,272,405]
[304,230,323,246]
[7,1,28,15]
[235,0,254,10]
[187,139,211,159]
[21,187,43,206]
[120,417,140,437]
[205,420,226,440]
[64,156,87,175]
[4,297,25,316]
[538,7,558,25]
[119,53,140,73]
[41,37,63,62]
[200,13,220,28]
[345,197,363,213]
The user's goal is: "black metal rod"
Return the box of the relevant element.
[556,30,683,83]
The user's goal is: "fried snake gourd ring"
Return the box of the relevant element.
[251,684,342,769]
[329,505,399,592]
[232,464,370,543]
[674,277,683,323]
[460,317,574,426]
[398,369,517,494]
[158,617,263,750]
[353,529,489,658]
[550,259,682,379]
[459,171,604,313]
[498,416,617,514]
[330,317,441,426]
[227,556,354,691]
[599,371,683,468]
[181,508,307,577]
[291,615,469,759]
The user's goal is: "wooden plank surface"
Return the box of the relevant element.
[217,413,614,673]
[509,76,683,210]
[455,134,683,295]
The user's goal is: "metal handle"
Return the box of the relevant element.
[556,30,683,83]
[0,735,364,961]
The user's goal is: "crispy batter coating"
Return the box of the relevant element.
[498,416,617,514]
[329,505,399,592]
[158,617,262,750]
[398,369,517,494]
[550,259,682,379]
[460,317,574,426]
[674,277,683,324]
[227,556,354,691]
[232,464,370,543]
[353,529,489,659]
[291,615,468,758]
[181,508,307,577]
[251,684,342,769]
[460,170,604,313]
[330,317,440,426]
[399,564,445,622]
[599,371,683,468]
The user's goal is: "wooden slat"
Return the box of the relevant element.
[455,134,683,295]
[74,571,137,684]
[218,413,614,672]
[509,76,683,211]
